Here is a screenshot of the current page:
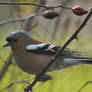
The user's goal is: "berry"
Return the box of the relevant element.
[72,6,88,16]
[43,10,59,19]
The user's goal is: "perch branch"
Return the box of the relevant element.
[24,7,92,92]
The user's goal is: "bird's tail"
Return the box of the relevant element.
[63,57,92,67]
[49,57,92,72]
[75,57,92,64]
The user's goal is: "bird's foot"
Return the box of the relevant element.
[36,74,52,82]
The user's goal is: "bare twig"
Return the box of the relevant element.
[0,2,72,27]
[0,2,47,8]
[0,2,72,10]
[78,81,92,92]
[0,78,33,92]
[24,7,92,92]
[0,53,13,80]
[0,18,25,25]
[0,14,38,26]
[24,0,46,32]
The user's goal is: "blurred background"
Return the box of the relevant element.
[0,0,92,92]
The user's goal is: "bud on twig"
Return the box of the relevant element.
[42,10,59,19]
[72,6,88,16]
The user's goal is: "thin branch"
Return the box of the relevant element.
[0,14,37,26]
[0,53,12,80]
[0,2,72,10]
[24,0,46,32]
[24,8,92,92]
[0,2,47,8]
[0,78,33,92]
[0,18,25,25]
[78,81,92,92]
[0,3,72,26]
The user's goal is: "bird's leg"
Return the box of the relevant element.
[24,84,33,92]
[36,74,52,82]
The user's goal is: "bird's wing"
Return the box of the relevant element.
[26,43,92,69]
[26,43,60,55]
[26,43,83,57]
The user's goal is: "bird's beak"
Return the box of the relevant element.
[3,41,11,47]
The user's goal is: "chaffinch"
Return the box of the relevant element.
[3,30,92,81]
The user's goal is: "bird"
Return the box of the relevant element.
[3,30,92,81]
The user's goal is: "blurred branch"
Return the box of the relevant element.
[35,0,46,12]
[24,7,92,92]
[78,80,92,92]
[0,14,37,26]
[0,1,46,28]
[0,53,12,80]
[0,78,33,92]
[0,2,47,8]
[0,18,25,25]
[24,15,37,31]
[24,0,46,32]
[0,2,72,10]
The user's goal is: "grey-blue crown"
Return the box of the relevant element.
[6,30,31,45]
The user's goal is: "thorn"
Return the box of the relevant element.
[75,36,79,41]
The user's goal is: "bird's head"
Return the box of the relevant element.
[4,30,31,48]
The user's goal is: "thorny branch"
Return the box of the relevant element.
[24,8,92,92]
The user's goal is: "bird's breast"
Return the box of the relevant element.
[12,48,52,74]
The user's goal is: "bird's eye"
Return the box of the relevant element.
[6,37,13,42]
[13,39,18,42]
[6,37,18,42]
